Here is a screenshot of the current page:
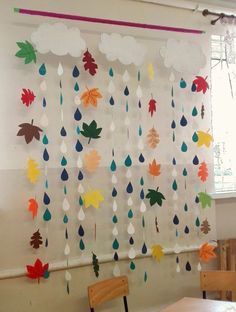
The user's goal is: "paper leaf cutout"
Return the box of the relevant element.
[148,159,161,177]
[151,245,164,262]
[80,120,102,144]
[17,120,43,144]
[15,41,37,64]
[28,198,38,219]
[201,219,211,234]
[198,192,212,209]
[21,89,36,107]
[146,188,165,207]
[199,243,216,262]
[30,230,43,249]
[92,252,99,278]
[198,161,208,182]
[148,98,157,117]
[148,63,154,80]
[82,49,98,75]
[26,259,49,282]
[27,159,41,183]
[197,131,213,147]
[84,189,104,209]
[84,150,101,173]
[80,88,102,107]
[192,76,209,94]
[147,127,160,149]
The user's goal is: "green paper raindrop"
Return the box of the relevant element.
[184,203,188,212]
[138,125,142,136]
[144,271,148,282]
[183,168,188,176]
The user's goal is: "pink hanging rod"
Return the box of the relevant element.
[14,7,204,34]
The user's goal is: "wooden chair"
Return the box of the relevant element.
[88,276,129,312]
[200,270,236,301]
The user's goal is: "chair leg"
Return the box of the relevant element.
[123,296,128,312]
[203,291,206,299]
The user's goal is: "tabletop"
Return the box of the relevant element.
[161,297,236,312]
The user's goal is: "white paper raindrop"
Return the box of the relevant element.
[136,85,143,99]
[60,140,67,154]
[40,80,47,92]
[127,197,133,206]
[113,263,120,277]
[110,121,116,132]
[78,207,85,221]
[77,184,84,193]
[112,200,117,212]
[125,142,131,151]
[173,203,178,211]
[126,169,132,178]
[122,70,130,83]
[176,264,180,273]
[169,72,175,82]
[173,191,178,200]
[40,113,49,128]
[140,201,147,213]
[174,243,181,254]
[172,168,177,177]
[197,262,202,271]
[64,243,70,256]
[74,95,81,106]
[138,139,144,150]
[111,174,117,184]
[65,270,72,281]
[63,198,70,211]
[57,62,63,76]
[77,156,83,168]
[128,247,136,259]
[108,80,115,94]
[112,226,118,236]
[127,222,135,235]
[124,116,130,126]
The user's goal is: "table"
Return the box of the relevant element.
[161,297,236,312]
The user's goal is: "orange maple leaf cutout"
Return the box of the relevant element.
[84,149,101,173]
[80,87,102,108]
[199,243,217,262]
[28,198,38,219]
[148,159,161,177]
[198,161,208,182]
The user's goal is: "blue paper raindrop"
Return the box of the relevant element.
[43,148,49,161]
[184,226,190,234]
[191,83,197,92]
[172,157,176,165]
[74,108,82,121]
[78,170,83,181]
[61,168,69,181]
[139,153,145,163]
[142,243,147,254]
[173,215,179,225]
[140,189,145,200]
[180,115,187,127]
[193,155,199,165]
[78,225,84,237]
[171,120,176,129]
[112,187,117,197]
[72,66,80,78]
[75,139,83,152]
[43,192,50,205]
[186,261,191,271]
[42,98,47,107]
[124,86,129,96]
[126,182,133,194]
[60,126,67,137]
[109,96,114,105]
[129,237,134,245]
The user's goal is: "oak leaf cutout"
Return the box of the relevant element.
[148,159,161,177]
[82,49,98,76]
[147,127,160,149]
[84,149,101,173]
[199,243,216,262]
[30,230,43,249]
[80,87,102,108]
[201,219,211,234]
[198,161,208,182]
[17,119,43,144]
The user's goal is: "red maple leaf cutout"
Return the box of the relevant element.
[21,89,36,107]
[148,98,157,117]
[82,49,98,76]
[26,259,49,283]
[198,161,208,182]
[192,76,209,94]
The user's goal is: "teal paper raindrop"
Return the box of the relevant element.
[76,126,80,135]
[193,155,199,165]
[192,106,198,116]
[184,226,189,234]
[184,203,188,212]
[144,271,148,283]
[61,156,67,166]
[78,171,83,181]
[180,115,187,127]
[74,82,79,92]
[126,182,133,193]
[110,159,117,172]
[140,177,144,186]
[128,209,133,219]
[129,237,134,245]
[60,126,67,137]
[195,217,200,227]
[79,196,83,206]
[126,101,129,112]
[173,215,179,225]
[42,134,48,145]
[42,98,46,107]
[138,125,142,136]
[112,215,118,224]
[183,168,187,176]
[109,68,114,77]
[192,132,198,142]
[176,229,178,237]
[72,66,80,78]
[78,225,84,237]
[142,216,145,228]
[191,83,197,92]
[172,157,176,165]
[130,261,135,270]
[43,208,51,221]
[75,139,83,152]
[61,168,69,181]
[39,63,46,76]
[112,238,119,250]
[112,187,117,197]
[74,108,82,121]
[63,214,68,224]
[186,261,191,271]
[181,142,187,152]
[43,192,50,205]
[124,86,129,96]
[79,239,85,251]
[43,148,49,161]
[64,185,67,195]
[172,180,177,191]
[171,120,176,129]
[60,80,62,89]
[171,99,175,108]
[139,153,145,163]
[109,96,114,105]
[44,270,50,279]
[142,243,147,254]
[140,189,144,200]
[124,155,132,167]
[180,78,187,88]
[60,93,63,105]
[45,180,48,189]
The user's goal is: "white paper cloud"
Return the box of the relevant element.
[99,33,146,66]
[31,23,86,57]
[160,39,206,74]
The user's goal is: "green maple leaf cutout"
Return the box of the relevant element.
[92,252,99,278]
[198,191,212,209]
[146,187,166,207]
[15,41,37,64]
[80,120,102,144]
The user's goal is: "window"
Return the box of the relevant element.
[211,34,236,194]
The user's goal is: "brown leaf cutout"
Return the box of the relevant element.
[17,119,42,144]
[201,219,211,234]
[84,150,101,173]
[147,127,160,149]
[30,229,43,249]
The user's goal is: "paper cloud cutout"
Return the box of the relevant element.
[31,23,86,57]
[99,33,146,66]
[160,39,206,74]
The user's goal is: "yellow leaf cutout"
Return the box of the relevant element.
[83,189,104,209]
[80,87,102,108]
[27,159,40,183]
[197,131,213,148]
[151,244,164,262]
[148,63,155,80]
[84,150,101,173]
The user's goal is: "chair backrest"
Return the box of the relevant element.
[200,270,236,300]
[88,276,129,311]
